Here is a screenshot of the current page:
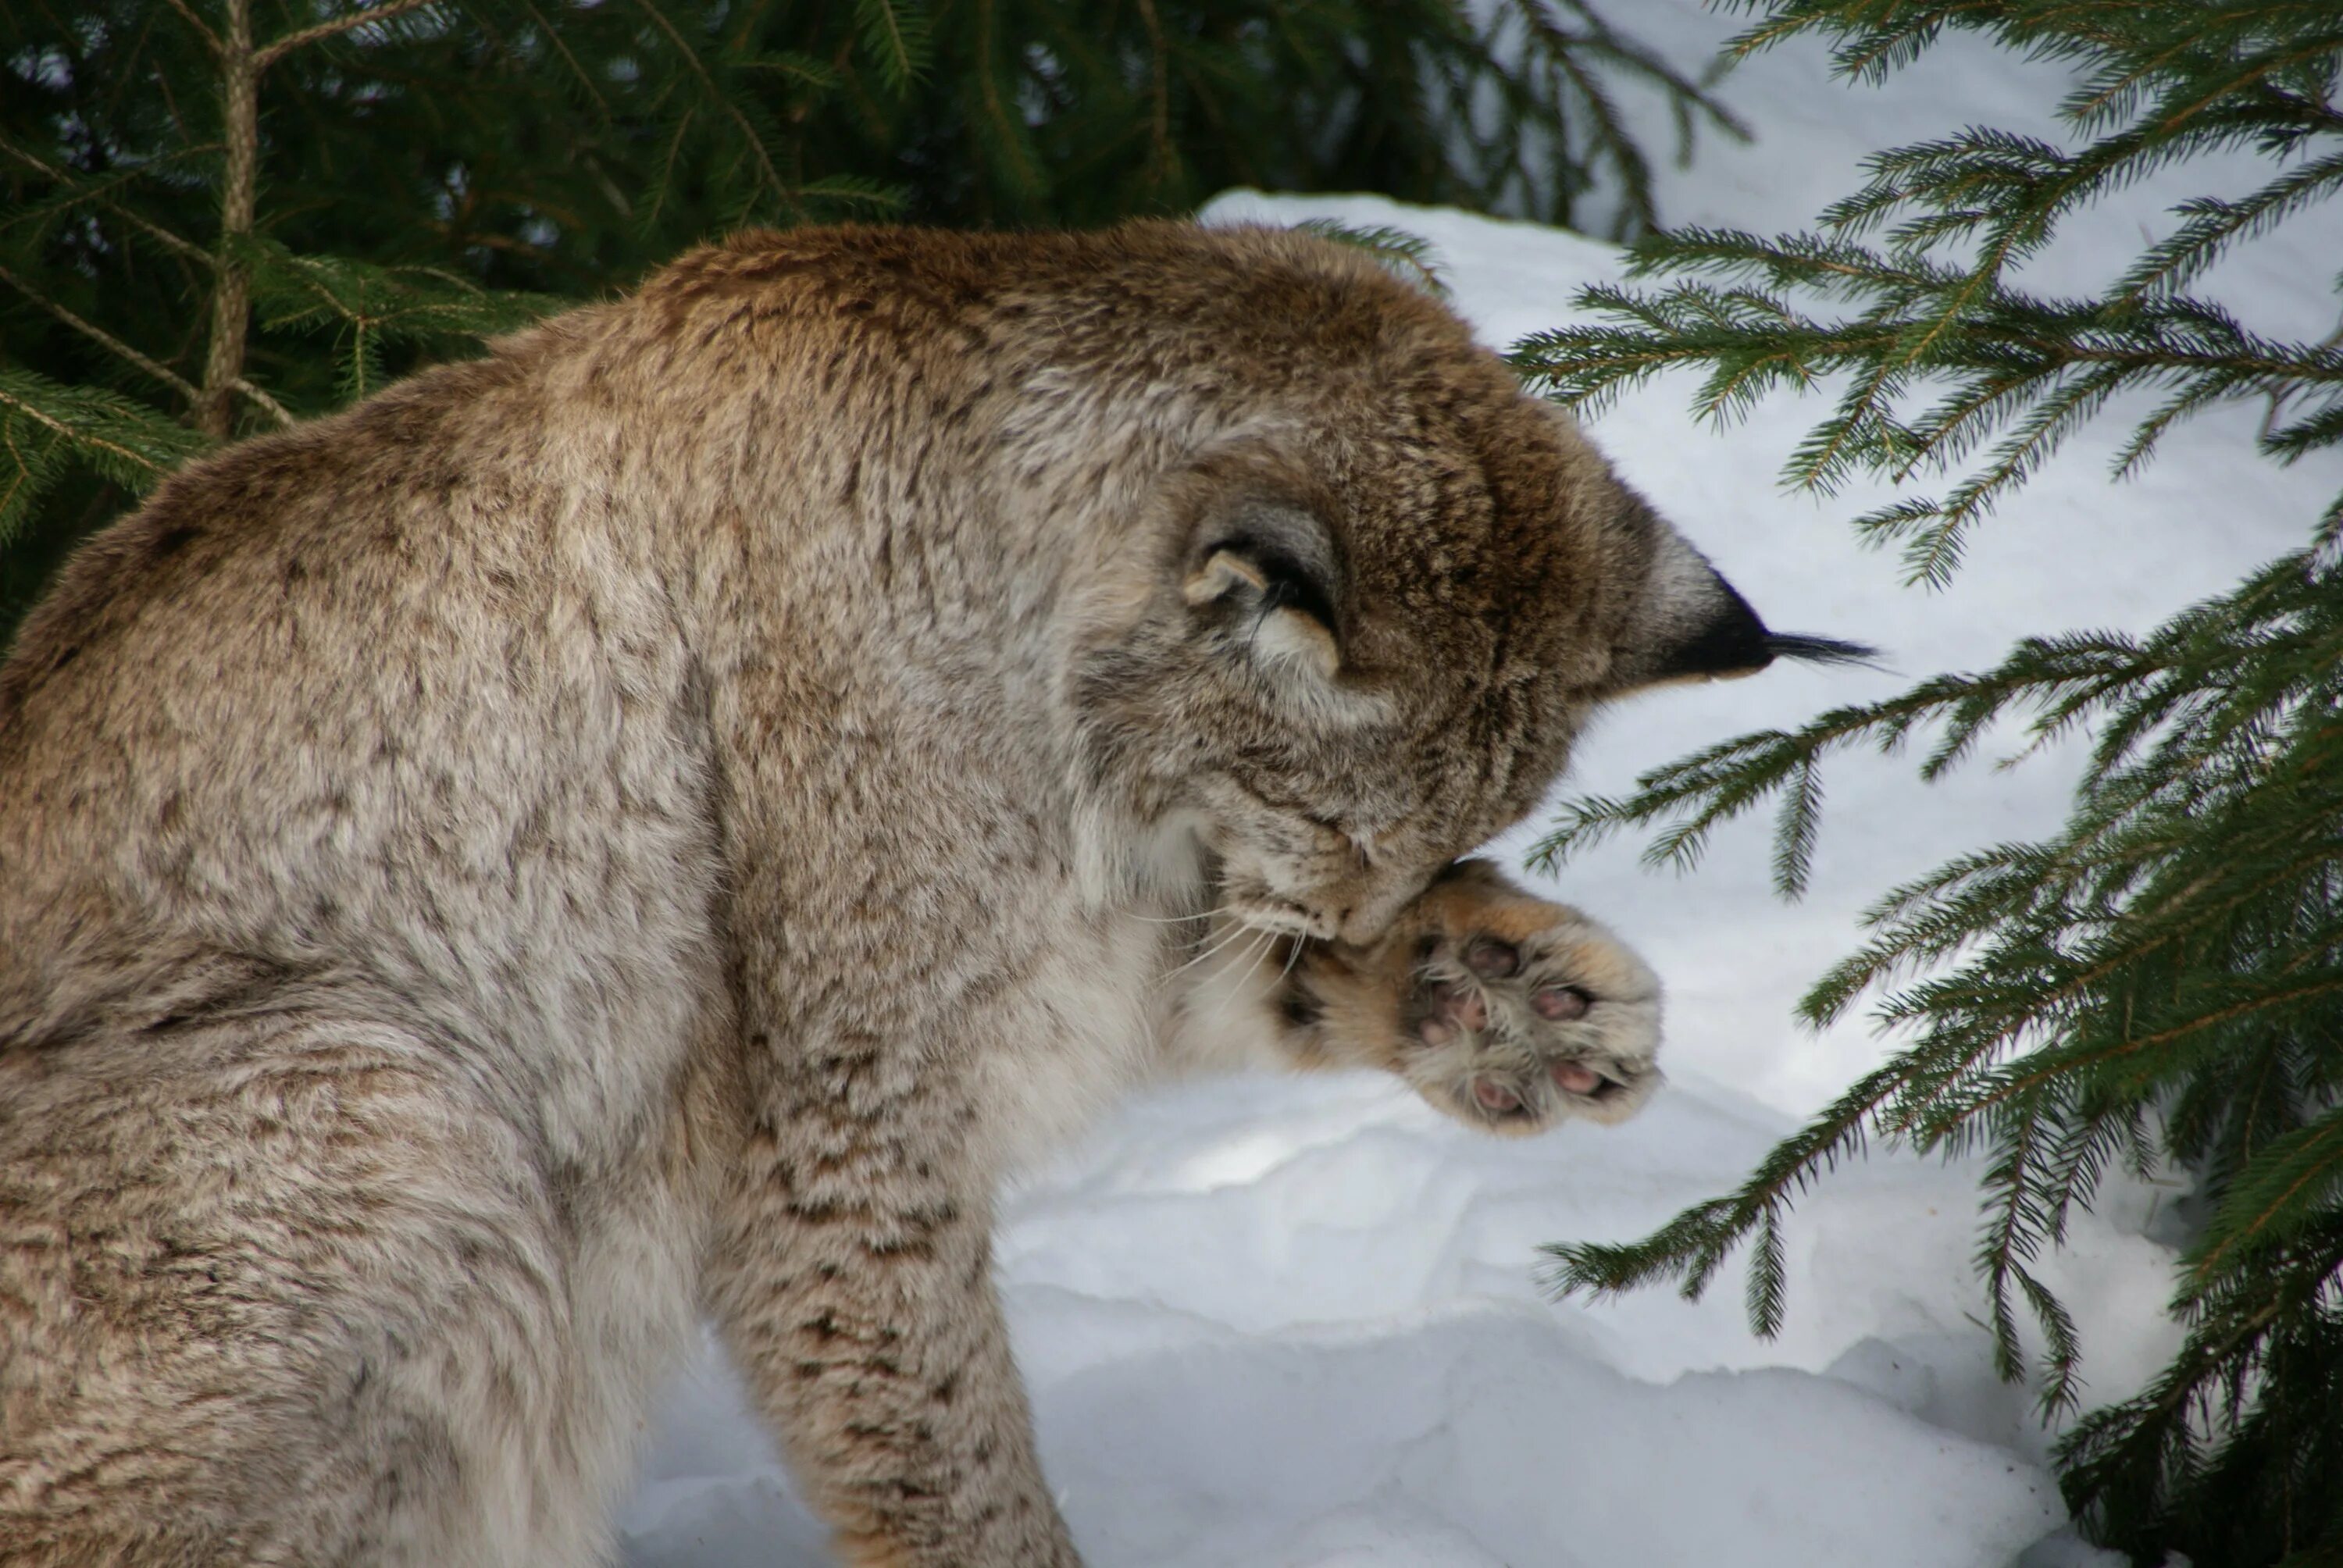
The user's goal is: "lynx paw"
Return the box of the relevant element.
[1291,861,1663,1135]
[1402,909,1661,1132]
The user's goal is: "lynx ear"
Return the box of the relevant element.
[1606,519,1874,694]
[1183,500,1343,681]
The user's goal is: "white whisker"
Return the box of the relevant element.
[1203,929,1276,1032]
[1126,907,1219,925]
[1159,915,1256,983]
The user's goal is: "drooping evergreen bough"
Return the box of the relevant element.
[0,0,1738,645]
[1514,2,2343,1563]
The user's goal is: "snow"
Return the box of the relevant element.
[622,5,2343,1563]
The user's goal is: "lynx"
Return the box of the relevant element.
[0,223,1851,1566]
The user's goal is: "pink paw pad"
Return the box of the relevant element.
[1550,1061,1603,1096]
[1532,985,1590,1022]
[1472,1078,1521,1114]
[1417,982,1486,1046]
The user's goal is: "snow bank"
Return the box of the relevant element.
[625,1081,2076,1567]
[624,3,2343,1562]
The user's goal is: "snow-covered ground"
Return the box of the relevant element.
[621,5,2343,1564]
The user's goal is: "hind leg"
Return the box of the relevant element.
[0,1014,673,1566]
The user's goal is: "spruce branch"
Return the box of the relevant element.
[0,265,201,405]
[0,137,215,265]
[2187,1107,2343,1282]
[1532,11,2343,1547]
[0,371,209,540]
[253,0,443,70]
[1293,220,1451,298]
[162,0,221,53]
[624,0,801,220]
[230,378,294,429]
[238,239,555,399]
[850,0,933,97]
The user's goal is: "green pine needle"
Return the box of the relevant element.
[1293,220,1453,298]
[0,370,209,543]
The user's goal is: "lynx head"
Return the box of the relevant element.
[1042,225,1863,940]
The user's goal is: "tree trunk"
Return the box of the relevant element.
[197,0,257,441]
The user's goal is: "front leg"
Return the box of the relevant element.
[1175,860,1664,1134]
[704,1034,1079,1568]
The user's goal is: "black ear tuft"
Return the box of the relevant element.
[1609,540,1881,691]
[1646,576,1771,684]
[1763,633,1883,669]
[1601,491,1881,694]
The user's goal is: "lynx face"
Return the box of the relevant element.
[1047,241,1818,948]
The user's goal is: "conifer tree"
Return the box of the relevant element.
[1517,3,2343,1562]
[0,0,1737,645]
